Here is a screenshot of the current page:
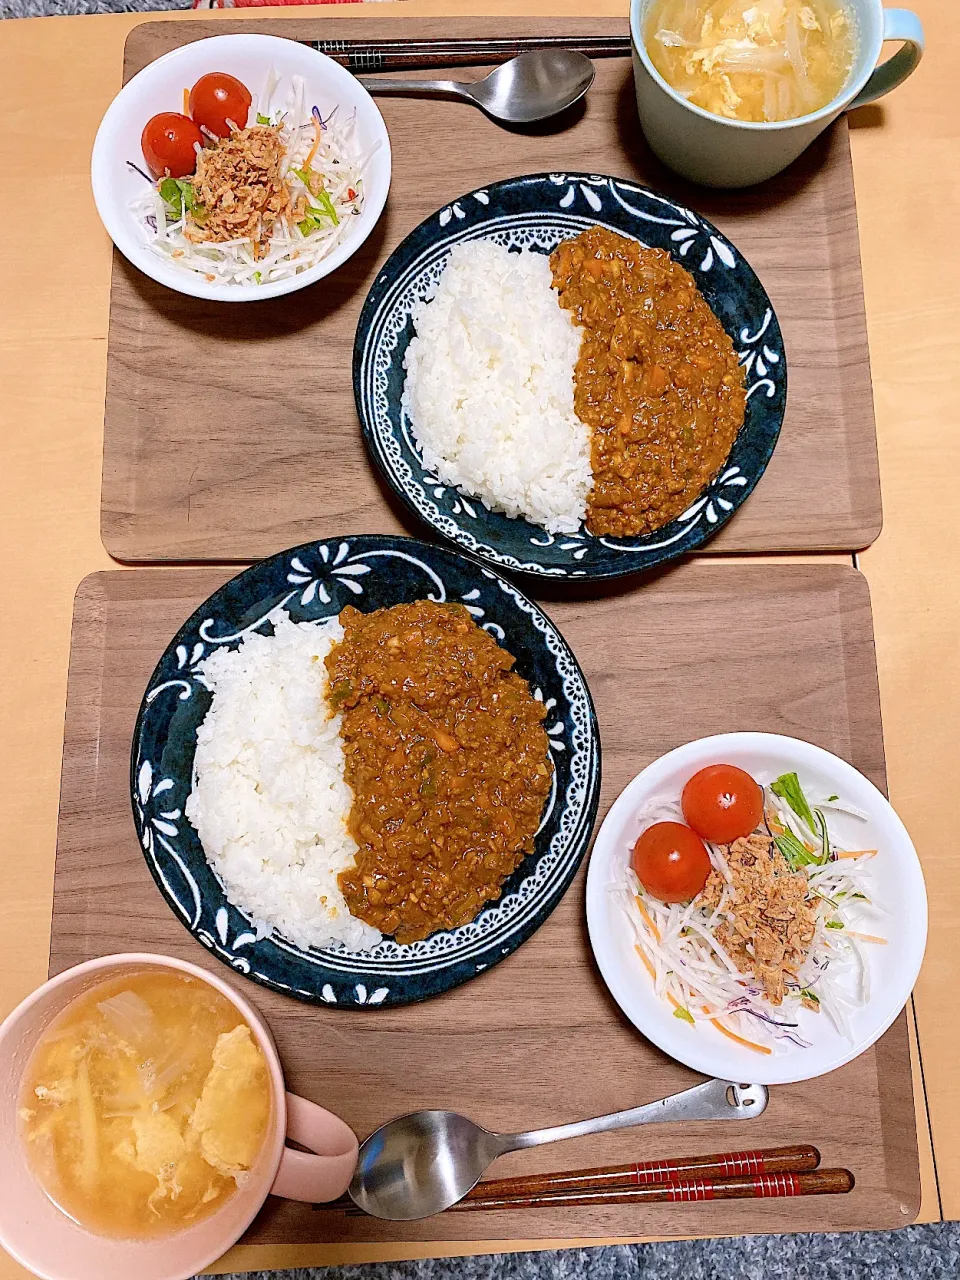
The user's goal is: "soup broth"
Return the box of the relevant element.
[645,0,856,123]
[18,970,272,1240]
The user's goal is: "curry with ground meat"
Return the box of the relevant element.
[550,226,746,538]
[326,601,553,943]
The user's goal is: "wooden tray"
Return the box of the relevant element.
[101,16,881,564]
[51,562,919,1243]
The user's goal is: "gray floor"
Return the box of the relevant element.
[5,0,957,1275]
[218,1224,960,1280]
[1,0,184,17]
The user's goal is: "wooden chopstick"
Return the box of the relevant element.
[309,36,632,73]
[314,37,631,53]
[449,1168,854,1211]
[455,1143,820,1202]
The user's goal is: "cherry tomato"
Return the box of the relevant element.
[141,112,204,179]
[681,763,763,844]
[631,821,711,904]
[188,72,252,139]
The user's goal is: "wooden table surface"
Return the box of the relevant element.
[0,0,955,1275]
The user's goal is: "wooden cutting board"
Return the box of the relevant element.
[100,16,881,563]
[50,562,919,1242]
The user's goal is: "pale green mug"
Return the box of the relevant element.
[630,0,924,187]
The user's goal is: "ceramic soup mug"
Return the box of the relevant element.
[0,953,358,1280]
[630,0,925,186]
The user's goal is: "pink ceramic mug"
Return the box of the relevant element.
[0,953,358,1280]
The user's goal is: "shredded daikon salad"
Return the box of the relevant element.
[129,70,378,287]
[612,771,886,1055]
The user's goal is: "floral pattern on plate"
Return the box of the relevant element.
[132,535,601,1007]
[354,173,787,579]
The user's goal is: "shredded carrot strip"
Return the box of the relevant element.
[836,849,877,860]
[633,947,686,1016]
[707,1016,773,1055]
[304,116,322,170]
[634,943,656,979]
[634,895,662,943]
[634,946,687,1017]
[847,931,887,944]
[183,87,190,115]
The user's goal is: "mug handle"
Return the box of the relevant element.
[849,8,924,109]
[270,1092,359,1202]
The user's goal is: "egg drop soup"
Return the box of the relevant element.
[18,969,272,1240]
[645,0,856,123]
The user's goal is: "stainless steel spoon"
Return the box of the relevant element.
[349,1079,768,1220]
[358,49,596,125]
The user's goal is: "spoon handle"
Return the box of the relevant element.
[356,77,476,105]
[497,1080,768,1154]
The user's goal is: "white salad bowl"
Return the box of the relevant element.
[585,733,927,1086]
[91,34,392,302]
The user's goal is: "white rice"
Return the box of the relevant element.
[184,613,381,954]
[401,241,591,534]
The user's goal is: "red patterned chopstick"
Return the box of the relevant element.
[308,36,632,72]
[452,1168,853,1211]
[458,1143,819,1201]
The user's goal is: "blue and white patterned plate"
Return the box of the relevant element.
[131,535,601,1008]
[354,173,787,580]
